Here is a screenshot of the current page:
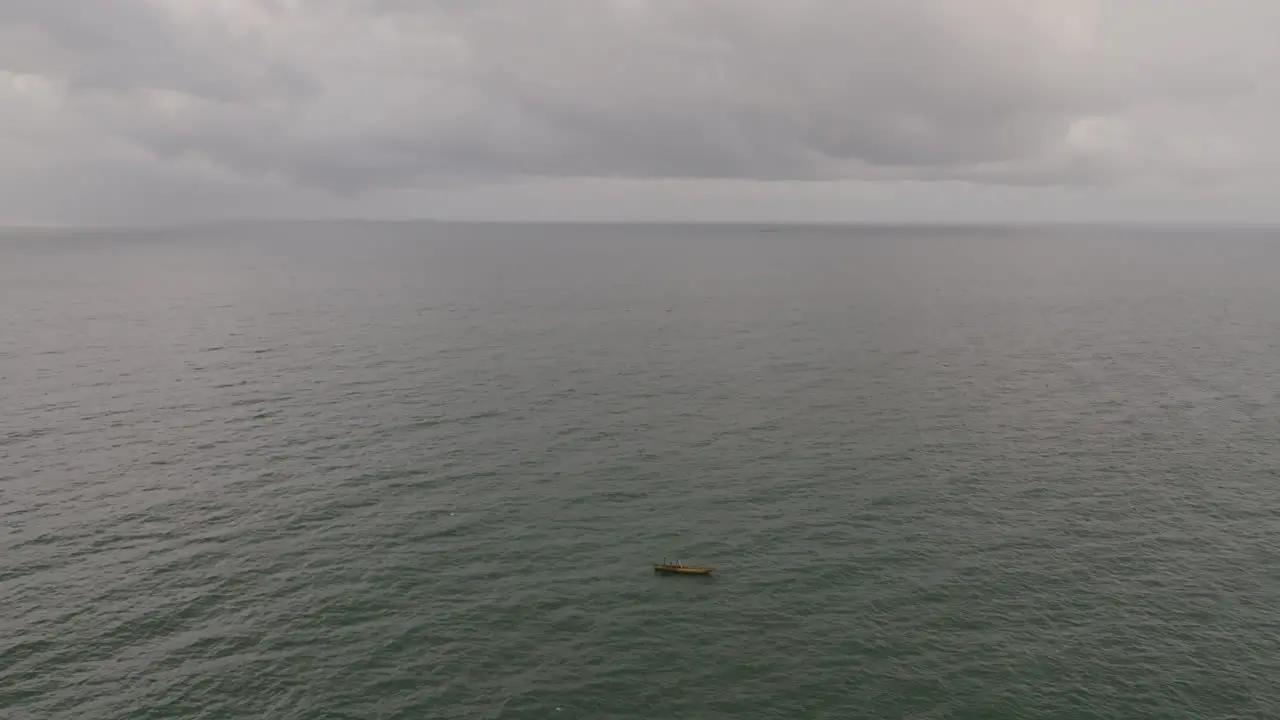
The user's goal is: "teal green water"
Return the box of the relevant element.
[4,223,1280,718]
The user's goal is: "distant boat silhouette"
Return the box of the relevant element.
[653,559,714,575]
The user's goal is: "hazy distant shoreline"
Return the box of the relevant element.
[5,218,1280,235]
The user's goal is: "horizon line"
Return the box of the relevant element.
[6,218,1280,232]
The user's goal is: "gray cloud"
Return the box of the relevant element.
[0,0,311,101]
[1,0,1277,223]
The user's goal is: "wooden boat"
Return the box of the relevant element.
[653,560,714,575]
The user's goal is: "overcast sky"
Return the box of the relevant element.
[2,0,1277,225]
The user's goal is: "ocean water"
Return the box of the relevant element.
[4,222,1280,719]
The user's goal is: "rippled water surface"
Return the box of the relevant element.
[4,223,1280,718]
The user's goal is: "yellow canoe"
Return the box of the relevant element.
[653,562,714,575]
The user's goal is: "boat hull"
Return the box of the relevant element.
[653,564,713,575]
